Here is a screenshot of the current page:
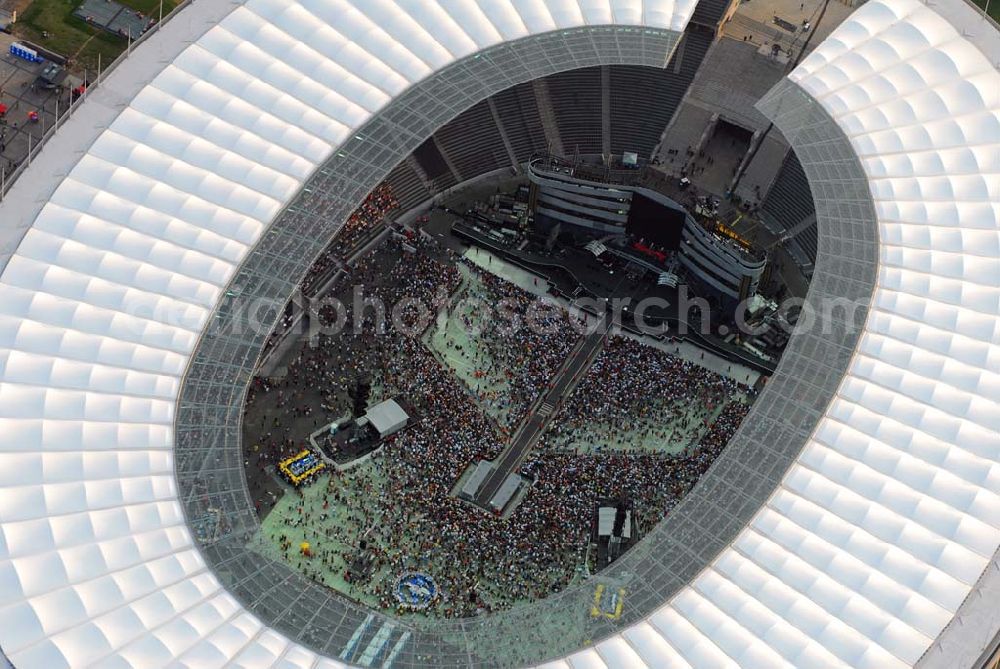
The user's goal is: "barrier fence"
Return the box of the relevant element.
[0,0,193,202]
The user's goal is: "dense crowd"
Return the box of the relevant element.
[539,336,746,452]
[440,259,579,427]
[300,183,399,296]
[246,240,753,618]
[332,183,399,256]
[255,183,399,365]
[518,401,752,564]
[244,236,461,484]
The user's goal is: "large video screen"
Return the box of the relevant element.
[626,193,686,250]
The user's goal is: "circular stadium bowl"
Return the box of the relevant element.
[0,0,996,667]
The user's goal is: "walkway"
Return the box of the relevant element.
[473,317,610,507]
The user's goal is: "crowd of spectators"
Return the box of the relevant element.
[255,183,399,365]
[538,336,748,453]
[300,183,399,296]
[246,239,753,619]
[437,259,579,428]
[243,237,460,508]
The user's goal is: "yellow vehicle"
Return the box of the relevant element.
[590,584,625,620]
[278,449,325,486]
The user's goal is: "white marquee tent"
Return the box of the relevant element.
[365,399,409,438]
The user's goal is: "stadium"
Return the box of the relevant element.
[0,0,997,667]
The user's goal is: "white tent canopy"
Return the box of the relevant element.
[365,399,409,438]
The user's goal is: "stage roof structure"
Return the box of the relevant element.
[365,399,409,438]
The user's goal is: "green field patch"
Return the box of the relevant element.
[15,0,178,72]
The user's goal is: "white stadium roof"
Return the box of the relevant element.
[0,0,997,667]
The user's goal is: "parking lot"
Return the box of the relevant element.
[0,32,81,182]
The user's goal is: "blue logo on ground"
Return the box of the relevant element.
[393,572,438,609]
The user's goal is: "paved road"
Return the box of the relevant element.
[474,319,610,508]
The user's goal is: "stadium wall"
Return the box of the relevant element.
[0,0,996,667]
[417,23,717,187]
[173,24,688,667]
